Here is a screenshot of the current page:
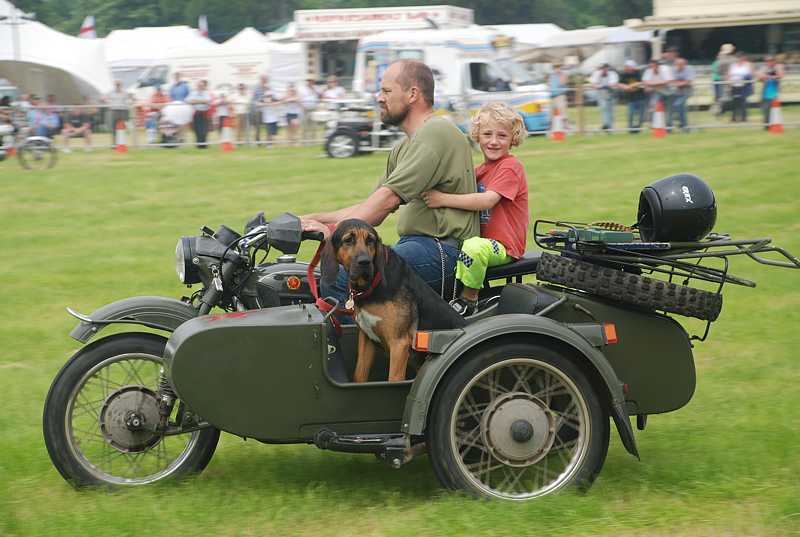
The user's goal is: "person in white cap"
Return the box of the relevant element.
[617,60,645,133]
[711,44,736,116]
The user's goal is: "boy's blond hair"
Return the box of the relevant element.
[470,102,525,147]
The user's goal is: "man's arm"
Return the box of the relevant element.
[302,186,402,226]
[422,190,501,211]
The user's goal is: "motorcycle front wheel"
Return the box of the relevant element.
[43,332,220,487]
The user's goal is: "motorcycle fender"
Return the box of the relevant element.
[69,296,198,343]
[402,314,639,459]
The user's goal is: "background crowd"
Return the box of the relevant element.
[558,44,786,134]
[0,44,790,152]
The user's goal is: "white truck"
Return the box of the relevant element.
[352,27,551,133]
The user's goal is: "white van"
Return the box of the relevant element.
[352,27,551,132]
[133,42,304,103]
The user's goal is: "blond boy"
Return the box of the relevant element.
[423,102,529,315]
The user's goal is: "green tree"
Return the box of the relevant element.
[12,0,653,36]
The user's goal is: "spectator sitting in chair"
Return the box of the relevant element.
[62,98,93,152]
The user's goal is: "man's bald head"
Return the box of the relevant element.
[393,60,435,107]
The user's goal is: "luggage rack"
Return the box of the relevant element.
[533,219,800,340]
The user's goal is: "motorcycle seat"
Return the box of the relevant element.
[484,250,541,282]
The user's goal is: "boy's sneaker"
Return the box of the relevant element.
[450,297,477,317]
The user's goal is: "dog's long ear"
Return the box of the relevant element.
[374,235,387,277]
[320,239,340,286]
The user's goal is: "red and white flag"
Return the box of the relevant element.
[79,15,96,39]
[198,15,208,38]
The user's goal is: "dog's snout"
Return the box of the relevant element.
[357,256,371,267]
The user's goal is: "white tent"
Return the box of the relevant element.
[0,0,113,103]
[484,24,564,49]
[104,25,215,89]
[514,25,652,72]
[221,27,268,49]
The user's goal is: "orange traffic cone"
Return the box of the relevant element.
[114,119,128,153]
[768,99,784,134]
[651,100,667,138]
[7,146,16,157]
[549,106,565,141]
[220,116,234,152]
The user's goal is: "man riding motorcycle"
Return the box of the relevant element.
[301,59,478,302]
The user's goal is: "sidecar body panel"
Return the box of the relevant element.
[403,285,695,435]
[545,288,696,416]
[165,305,410,440]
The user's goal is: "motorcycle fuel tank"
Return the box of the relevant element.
[164,304,409,440]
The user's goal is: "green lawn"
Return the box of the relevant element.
[1,129,799,536]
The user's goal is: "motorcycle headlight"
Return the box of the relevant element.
[175,237,201,284]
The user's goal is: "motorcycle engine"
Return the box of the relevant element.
[251,256,316,308]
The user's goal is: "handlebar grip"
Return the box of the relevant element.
[302,231,325,242]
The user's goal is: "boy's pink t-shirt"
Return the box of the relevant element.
[475,154,529,259]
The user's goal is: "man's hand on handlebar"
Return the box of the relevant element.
[301,218,332,241]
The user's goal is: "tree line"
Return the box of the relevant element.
[14,0,652,40]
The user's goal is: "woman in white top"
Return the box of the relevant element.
[231,83,251,144]
[187,80,211,149]
[260,87,281,147]
[321,75,346,111]
[214,92,229,134]
[281,83,302,146]
[727,53,753,122]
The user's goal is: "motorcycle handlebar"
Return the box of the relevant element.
[301,230,325,242]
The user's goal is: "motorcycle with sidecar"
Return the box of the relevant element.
[43,175,799,500]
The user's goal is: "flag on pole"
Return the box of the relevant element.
[198,15,208,38]
[79,15,96,39]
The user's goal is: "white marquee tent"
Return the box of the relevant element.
[221,27,269,49]
[103,25,215,89]
[514,25,653,72]
[0,0,113,103]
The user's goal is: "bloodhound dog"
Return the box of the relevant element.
[322,219,466,382]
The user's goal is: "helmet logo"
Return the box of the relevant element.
[681,185,694,204]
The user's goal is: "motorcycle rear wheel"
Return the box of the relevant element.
[43,332,220,487]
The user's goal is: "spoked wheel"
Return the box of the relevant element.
[18,137,57,170]
[325,132,358,158]
[43,333,219,487]
[428,342,609,500]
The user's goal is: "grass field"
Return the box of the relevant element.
[1,128,799,536]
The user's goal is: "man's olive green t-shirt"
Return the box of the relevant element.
[378,116,479,241]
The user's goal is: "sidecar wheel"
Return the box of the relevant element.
[427,342,609,500]
[43,333,220,487]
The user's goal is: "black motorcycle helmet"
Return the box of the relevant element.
[637,174,717,242]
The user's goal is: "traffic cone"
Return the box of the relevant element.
[768,99,784,134]
[114,119,128,153]
[549,106,565,141]
[651,100,667,138]
[7,146,15,157]
[220,116,234,152]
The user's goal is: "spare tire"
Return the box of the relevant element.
[536,252,722,321]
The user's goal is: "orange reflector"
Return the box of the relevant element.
[414,331,430,352]
[286,275,302,290]
[603,323,618,344]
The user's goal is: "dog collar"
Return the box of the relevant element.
[348,270,382,304]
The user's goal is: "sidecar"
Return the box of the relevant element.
[162,251,685,500]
